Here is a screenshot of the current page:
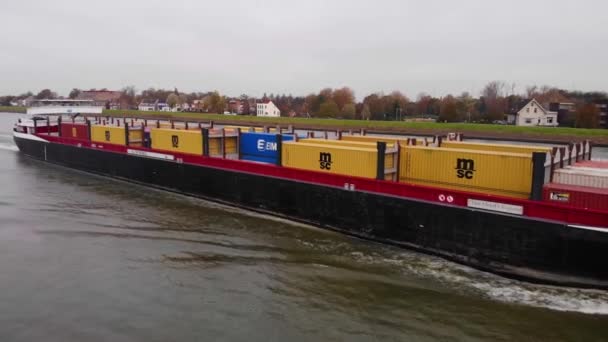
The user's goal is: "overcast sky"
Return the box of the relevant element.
[1,0,607,99]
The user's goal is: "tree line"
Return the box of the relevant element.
[1,81,606,128]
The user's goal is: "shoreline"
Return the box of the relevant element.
[3,108,607,146]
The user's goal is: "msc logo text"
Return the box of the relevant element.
[455,158,475,179]
[319,152,332,170]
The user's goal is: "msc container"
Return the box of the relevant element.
[543,183,608,211]
[399,146,534,198]
[60,123,89,140]
[341,135,430,146]
[553,168,608,188]
[282,142,396,180]
[440,141,552,155]
[150,128,203,155]
[341,135,408,145]
[240,133,294,164]
[300,138,395,149]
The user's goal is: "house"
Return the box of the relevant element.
[138,101,157,111]
[157,102,170,111]
[77,90,122,109]
[549,102,576,127]
[137,100,169,111]
[256,100,280,117]
[228,99,244,114]
[17,96,36,107]
[510,98,558,127]
[595,101,608,128]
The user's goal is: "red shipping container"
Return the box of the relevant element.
[543,183,608,211]
[60,123,89,140]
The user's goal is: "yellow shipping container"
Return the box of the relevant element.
[208,136,238,156]
[129,128,143,145]
[224,126,278,133]
[282,142,379,178]
[91,125,127,145]
[440,141,552,155]
[341,135,431,146]
[150,128,203,155]
[299,138,395,149]
[399,146,533,198]
[341,135,402,145]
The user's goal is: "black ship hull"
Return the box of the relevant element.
[14,135,608,289]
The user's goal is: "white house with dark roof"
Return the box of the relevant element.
[511,98,558,127]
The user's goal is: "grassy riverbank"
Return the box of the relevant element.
[2,106,607,142]
[0,106,25,113]
[101,109,608,139]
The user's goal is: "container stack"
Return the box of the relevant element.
[149,127,238,158]
[59,122,89,140]
[439,141,552,155]
[544,160,608,210]
[399,146,535,198]
[239,132,294,164]
[281,139,398,180]
[90,123,143,146]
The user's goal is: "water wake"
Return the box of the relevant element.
[0,143,18,152]
[386,252,608,315]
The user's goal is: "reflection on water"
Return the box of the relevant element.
[1,113,608,341]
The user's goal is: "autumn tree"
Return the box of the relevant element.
[203,91,226,114]
[385,91,409,120]
[332,87,355,111]
[141,88,172,103]
[35,89,56,99]
[340,103,356,119]
[361,104,371,120]
[439,95,461,122]
[68,88,81,99]
[166,93,179,108]
[575,103,599,128]
[317,100,340,118]
[457,92,477,122]
[525,85,569,104]
[481,81,506,121]
[119,86,136,109]
[416,93,432,115]
[362,93,384,120]
[0,96,15,106]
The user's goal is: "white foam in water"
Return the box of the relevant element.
[470,282,608,315]
[0,143,18,152]
[358,249,608,315]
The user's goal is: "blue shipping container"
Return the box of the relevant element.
[240,132,294,164]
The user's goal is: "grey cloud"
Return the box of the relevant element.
[1,0,606,98]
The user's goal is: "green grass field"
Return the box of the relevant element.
[101,109,608,138]
[0,106,25,113]
[2,106,606,138]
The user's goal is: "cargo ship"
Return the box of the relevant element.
[12,104,608,289]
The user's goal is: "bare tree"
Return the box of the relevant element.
[481,81,506,121]
[525,85,538,99]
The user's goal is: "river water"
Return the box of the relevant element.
[1,112,607,341]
